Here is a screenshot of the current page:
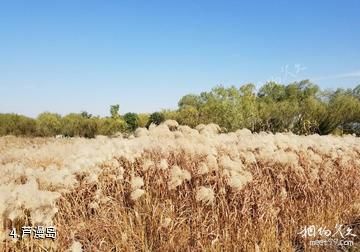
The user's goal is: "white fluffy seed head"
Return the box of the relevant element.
[130,176,144,190]
[197,163,209,175]
[196,186,215,205]
[162,120,179,131]
[168,165,191,189]
[142,159,154,171]
[1,122,359,240]
[88,201,99,210]
[206,155,218,171]
[134,127,149,138]
[228,171,253,190]
[197,123,221,135]
[161,217,172,228]
[235,128,252,136]
[130,189,145,201]
[85,173,99,184]
[219,156,244,173]
[280,187,287,200]
[69,241,83,252]
[159,159,168,170]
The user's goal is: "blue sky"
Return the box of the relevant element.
[0,0,359,117]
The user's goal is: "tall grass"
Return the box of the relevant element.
[1,122,359,251]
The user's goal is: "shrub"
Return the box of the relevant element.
[36,112,62,137]
[146,112,165,127]
[0,113,37,136]
[123,112,139,132]
[97,117,127,136]
[137,113,150,128]
[61,113,98,138]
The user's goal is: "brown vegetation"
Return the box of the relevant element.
[1,122,359,251]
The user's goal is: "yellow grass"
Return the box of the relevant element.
[1,123,359,251]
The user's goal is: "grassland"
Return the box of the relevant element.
[1,121,359,251]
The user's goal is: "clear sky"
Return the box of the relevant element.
[1,0,359,117]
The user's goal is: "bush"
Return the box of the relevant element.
[61,113,98,138]
[137,113,150,128]
[123,113,139,132]
[146,112,165,127]
[0,114,37,136]
[36,112,62,137]
[97,117,127,136]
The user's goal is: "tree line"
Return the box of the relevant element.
[167,80,360,135]
[0,104,166,138]
[1,80,360,138]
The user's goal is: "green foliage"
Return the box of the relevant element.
[0,114,37,136]
[147,112,165,127]
[36,112,62,136]
[97,117,126,136]
[318,90,360,134]
[162,110,178,121]
[123,112,139,132]
[80,111,92,119]
[258,82,286,101]
[178,94,201,109]
[177,85,257,131]
[137,113,150,128]
[110,104,120,119]
[342,122,360,136]
[177,106,199,128]
[61,113,98,138]
[175,80,360,135]
[353,84,360,99]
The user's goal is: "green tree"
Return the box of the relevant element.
[110,104,120,119]
[80,111,92,119]
[147,112,165,127]
[36,112,62,136]
[239,83,258,131]
[318,90,360,134]
[124,112,139,131]
[177,106,199,128]
[0,114,36,136]
[178,94,202,109]
[137,113,150,128]
[97,117,126,136]
[353,84,360,99]
[61,113,98,138]
[258,82,286,102]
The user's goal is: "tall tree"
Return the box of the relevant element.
[110,104,120,119]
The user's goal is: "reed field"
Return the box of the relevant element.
[1,121,359,251]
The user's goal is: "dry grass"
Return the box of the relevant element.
[1,123,360,251]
